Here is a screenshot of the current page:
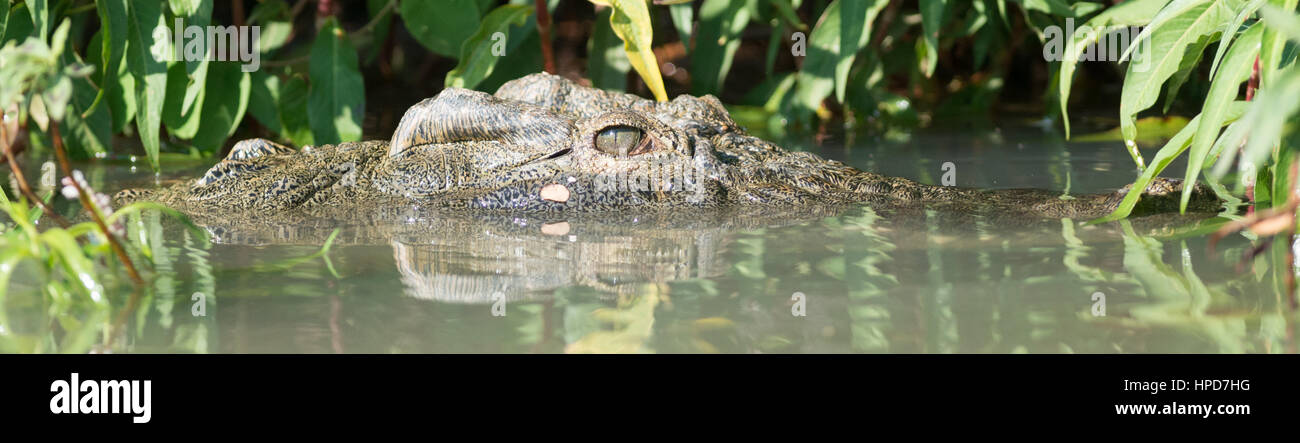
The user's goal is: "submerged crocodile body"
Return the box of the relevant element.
[119,72,1220,221]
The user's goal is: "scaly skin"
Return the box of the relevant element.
[117,73,1220,220]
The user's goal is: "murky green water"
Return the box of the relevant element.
[4,125,1297,353]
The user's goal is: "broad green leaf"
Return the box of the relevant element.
[278,74,314,147]
[1118,1,1238,148]
[308,18,365,145]
[918,0,946,78]
[597,0,668,101]
[1181,23,1262,212]
[400,0,481,57]
[691,0,750,96]
[477,18,544,92]
[247,71,283,135]
[589,7,631,91]
[126,0,170,172]
[446,4,532,90]
[63,76,111,158]
[191,62,251,152]
[1092,101,1248,223]
[104,39,138,133]
[162,60,206,139]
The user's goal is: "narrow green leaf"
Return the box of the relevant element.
[1118,1,1238,145]
[669,1,694,47]
[918,0,946,78]
[247,71,283,135]
[192,62,251,152]
[307,18,365,144]
[691,0,750,96]
[126,0,170,172]
[27,0,47,41]
[836,0,887,102]
[1208,0,1263,80]
[589,7,631,91]
[1092,101,1248,223]
[446,4,533,90]
[1181,23,1262,212]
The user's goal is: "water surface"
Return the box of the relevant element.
[5,125,1295,353]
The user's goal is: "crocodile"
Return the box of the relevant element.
[118,72,1221,222]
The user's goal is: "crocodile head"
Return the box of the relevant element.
[121,73,1220,220]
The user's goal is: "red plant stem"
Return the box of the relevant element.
[1244,56,1261,213]
[2,125,70,228]
[49,122,144,287]
[537,0,556,74]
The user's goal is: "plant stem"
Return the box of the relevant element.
[49,121,145,287]
[537,0,557,74]
[2,124,71,228]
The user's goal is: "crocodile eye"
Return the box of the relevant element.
[595,125,649,156]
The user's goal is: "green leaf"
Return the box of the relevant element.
[669,1,694,47]
[192,62,251,152]
[589,7,631,91]
[84,0,129,121]
[63,76,111,158]
[250,0,293,54]
[105,39,138,134]
[1208,0,1264,80]
[307,18,365,145]
[1058,0,1180,137]
[599,0,669,102]
[247,71,283,135]
[1011,0,1075,16]
[446,4,532,90]
[2,3,33,46]
[918,0,946,78]
[27,0,47,41]
[364,0,395,63]
[1181,23,1262,212]
[793,0,886,116]
[1118,1,1238,147]
[836,0,887,102]
[278,74,314,147]
[399,0,481,57]
[1092,101,1249,223]
[1120,0,1214,62]
[168,0,204,17]
[126,0,170,172]
[690,0,750,96]
[162,60,206,139]
[0,1,8,42]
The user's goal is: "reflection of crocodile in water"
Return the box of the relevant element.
[118,72,1221,220]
